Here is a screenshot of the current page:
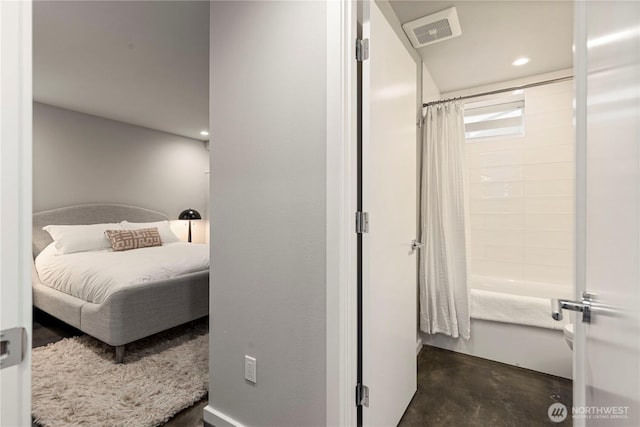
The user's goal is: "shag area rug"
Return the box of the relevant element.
[32,320,208,427]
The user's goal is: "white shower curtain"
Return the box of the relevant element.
[419,101,470,339]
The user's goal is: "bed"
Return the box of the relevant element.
[32,204,209,363]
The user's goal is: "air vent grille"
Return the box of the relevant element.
[402,7,462,48]
[413,19,453,45]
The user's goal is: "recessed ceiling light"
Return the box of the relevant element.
[512,57,530,66]
[200,131,209,136]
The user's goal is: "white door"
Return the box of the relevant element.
[361,1,418,425]
[0,1,33,425]
[573,0,640,425]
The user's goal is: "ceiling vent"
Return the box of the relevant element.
[402,7,462,48]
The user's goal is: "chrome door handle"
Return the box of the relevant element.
[411,240,424,251]
[551,291,596,323]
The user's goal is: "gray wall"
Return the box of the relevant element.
[208,1,327,425]
[33,102,209,239]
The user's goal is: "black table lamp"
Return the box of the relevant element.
[178,208,201,243]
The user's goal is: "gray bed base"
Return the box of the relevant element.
[32,204,209,363]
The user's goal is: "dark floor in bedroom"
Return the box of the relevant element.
[398,345,573,427]
[32,309,208,427]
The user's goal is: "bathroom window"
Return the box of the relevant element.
[464,98,525,140]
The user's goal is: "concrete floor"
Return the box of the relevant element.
[164,398,207,427]
[33,310,572,427]
[398,345,573,426]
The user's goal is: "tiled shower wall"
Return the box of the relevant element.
[466,80,574,293]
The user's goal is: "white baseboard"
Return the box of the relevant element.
[203,405,246,427]
[416,336,423,355]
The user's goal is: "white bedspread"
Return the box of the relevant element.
[35,242,209,304]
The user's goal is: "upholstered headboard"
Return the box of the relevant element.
[32,204,169,258]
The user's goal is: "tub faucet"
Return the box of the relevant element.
[551,292,595,323]
[551,299,563,321]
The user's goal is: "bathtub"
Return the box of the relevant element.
[420,276,574,379]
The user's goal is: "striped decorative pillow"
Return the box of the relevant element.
[104,228,162,252]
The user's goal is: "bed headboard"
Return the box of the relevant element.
[32,204,169,258]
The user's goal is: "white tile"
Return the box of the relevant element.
[524,214,573,232]
[470,198,522,214]
[468,149,522,169]
[465,138,524,154]
[525,109,573,131]
[524,247,572,267]
[470,182,523,198]
[463,84,576,286]
[468,244,483,257]
[471,244,524,264]
[470,260,523,281]
[523,180,573,197]
[525,91,573,115]
[523,144,574,165]
[524,126,574,147]
[523,162,574,181]
[524,231,573,249]
[468,166,523,183]
[524,81,573,99]
[471,229,523,248]
[466,151,480,168]
[523,197,573,214]
[524,264,572,285]
[470,214,523,231]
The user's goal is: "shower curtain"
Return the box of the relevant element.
[419,101,470,339]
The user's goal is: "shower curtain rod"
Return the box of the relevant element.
[422,75,574,108]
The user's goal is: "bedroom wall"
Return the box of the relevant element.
[32,102,209,243]
[207,1,327,426]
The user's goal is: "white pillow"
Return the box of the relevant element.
[43,223,123,255]
[120,220,181,243]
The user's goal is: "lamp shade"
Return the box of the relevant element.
[178,209,202,220]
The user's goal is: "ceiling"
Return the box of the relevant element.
[33,1,209,141]
[388,0,574,94]
[34,1,572,137]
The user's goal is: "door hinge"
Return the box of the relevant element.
[355,211,369,234]
[356,38,369,61]
[356,383,369,407]
[0,327,26,370]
